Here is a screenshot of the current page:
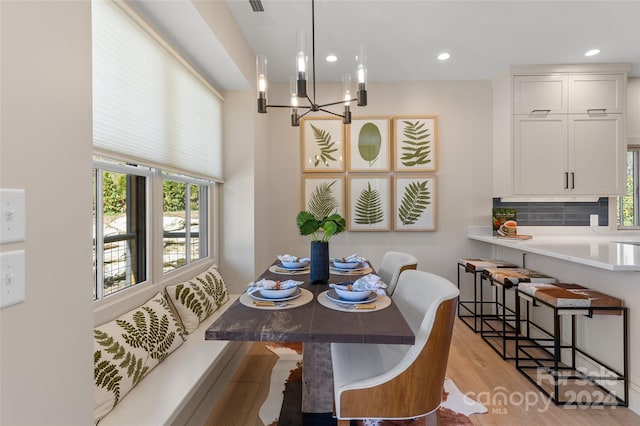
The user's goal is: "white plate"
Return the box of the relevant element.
[326,289,377,305]
[249,287,302,302]
[330,265,366,273]
[279,264,310,271]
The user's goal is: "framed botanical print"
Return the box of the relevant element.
[393,175,437,231]
[302,175,345,218]
[393,115,437,172]
[347,117,391,172]
[301,117,344,172]
[347,176,390,231]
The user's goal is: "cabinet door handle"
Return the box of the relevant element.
[531,109,551,114]
[587,108,607,113]
[564,172,569,189]
[571,172,575,189]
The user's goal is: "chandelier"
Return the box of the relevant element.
[255,0,368,126]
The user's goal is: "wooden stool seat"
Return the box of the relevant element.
[519,282,623,314]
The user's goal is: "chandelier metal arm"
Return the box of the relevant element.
[265,104,312,110]
[255,0,367,126]
[316,98,357,109]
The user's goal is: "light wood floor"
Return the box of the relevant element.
[205,318,640,426]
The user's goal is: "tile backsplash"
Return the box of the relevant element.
[492,198,608,226]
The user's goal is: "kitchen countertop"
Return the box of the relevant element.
[468,226,640,271]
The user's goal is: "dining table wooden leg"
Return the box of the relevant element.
[301,342,334,413]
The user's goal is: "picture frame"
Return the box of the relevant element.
[302,175,345,218]
[393,175,437,231]
[392,115,437,172]
[301,117,344,172]
[347,117,391,172]
[347,175,390,231]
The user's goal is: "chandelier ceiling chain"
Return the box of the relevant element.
[255,0,368,126]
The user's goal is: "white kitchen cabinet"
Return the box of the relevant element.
[514,75,568,114]
[568,74,626,114]
[493,64,629,199]
[513,115,567,194]
[513,114,625,195]
[568,114,625,195]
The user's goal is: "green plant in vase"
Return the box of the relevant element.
[296,181,346,282]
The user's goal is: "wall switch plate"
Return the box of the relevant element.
[0,250,26,309]
[590,214,599,226]
[0,189,26,243]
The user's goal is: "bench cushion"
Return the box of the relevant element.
[166,265,229,334]
[94,292,187,422]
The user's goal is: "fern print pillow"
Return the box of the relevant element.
[93,292,186,422]
[166,265,229,334]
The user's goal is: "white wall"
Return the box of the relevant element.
[629,77,640,139]
[0,2,94,424]
[252,80,495,286]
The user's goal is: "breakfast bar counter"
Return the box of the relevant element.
[468,226,640,272]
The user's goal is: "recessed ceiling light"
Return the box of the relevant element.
[585,49,600,57]
[326,54,337,62]
[438,52,451,61]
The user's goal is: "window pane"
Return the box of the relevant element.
[163,179,187,272]
[93,170,98,300]
[618,148,639,228]
[101,171,146,297]
[190,184,200,263]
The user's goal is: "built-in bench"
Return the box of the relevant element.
[99,295,249,425]
[95,266,249,425]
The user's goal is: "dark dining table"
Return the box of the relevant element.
[205,260,415,413]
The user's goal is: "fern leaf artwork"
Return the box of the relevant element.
[358,122,381,166]
[308,180,338,220]
[310,123,338,167]
[400,120,432,167]
[398,180,431,225]
[354,182,384,224]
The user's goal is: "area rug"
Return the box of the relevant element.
[261,343,487,426]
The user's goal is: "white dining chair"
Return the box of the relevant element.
[330,270,459,425]
[377,251,418,296]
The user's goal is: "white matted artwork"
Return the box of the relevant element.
[302,175,345,218]
[301,117,344,172]
[347,176,390,231]
[393,115,437,172]
[347,117,390,172]
[393,175,437,231]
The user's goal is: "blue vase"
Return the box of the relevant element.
[310,241,329,284]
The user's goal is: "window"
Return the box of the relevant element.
[618,145,640,228]
[93,161,150,300]
[93,160,215,301]
[163,174,210,273]
[92,0,223,303]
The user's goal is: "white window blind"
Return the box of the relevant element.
[92,0,223,181]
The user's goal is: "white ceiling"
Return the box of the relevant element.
[131,0,640,91]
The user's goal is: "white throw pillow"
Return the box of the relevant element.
[165,264,229,334]
[93,292,186,422]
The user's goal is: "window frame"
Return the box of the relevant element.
[617,144,640,230]
[93,159,152,301]
[161,172,212,274]
[93,158,217,307]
